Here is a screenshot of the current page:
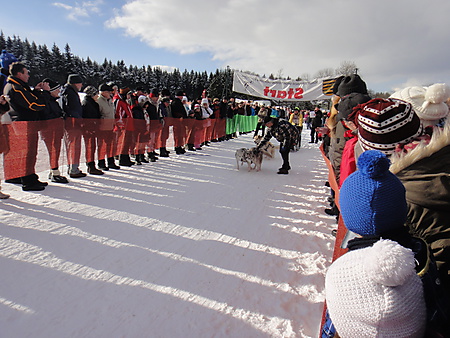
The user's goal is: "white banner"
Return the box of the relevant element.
[232,71,336,102]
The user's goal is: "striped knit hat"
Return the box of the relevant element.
[355,98,423,155]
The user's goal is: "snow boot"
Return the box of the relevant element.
[159,147,169,157]
[87,162,104,175]
[98,159,109,171]
[277,168,289,175]
[107,157,120,169]
[119,154,135,166]
[147,152,158,162]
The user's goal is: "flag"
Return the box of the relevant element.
[322,78,338,96]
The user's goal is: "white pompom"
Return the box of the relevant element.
[425,83,450,104]
[363,239,416,286]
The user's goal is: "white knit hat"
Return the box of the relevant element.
[390,83,450,125]
[325,239,426,337]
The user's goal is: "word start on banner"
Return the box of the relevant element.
[263,87,304,99]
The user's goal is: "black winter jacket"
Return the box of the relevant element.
[170,97,187,118]
[3,76,46,121]
[61,84,82,118]
[82,96,101,119]
[41,91,63,120]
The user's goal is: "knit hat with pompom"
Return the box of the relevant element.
[340,150,407,236]
[390,83,450,126]
[355,98,423,155]
[325,239,426,337]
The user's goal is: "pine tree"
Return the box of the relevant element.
[51,43,65,83]
[0,31,5,51]
[0,32,367,101]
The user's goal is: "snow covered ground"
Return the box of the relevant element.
[0,129,336,338]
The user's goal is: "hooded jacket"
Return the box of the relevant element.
[390,123,450,283]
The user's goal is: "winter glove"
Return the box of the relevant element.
[280,145,288,153]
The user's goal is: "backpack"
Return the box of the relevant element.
[417,241,450,336]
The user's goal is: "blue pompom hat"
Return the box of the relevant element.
[0,50,18,70]
[340,150,407,236]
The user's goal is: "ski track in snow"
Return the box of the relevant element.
[0,130,336,338]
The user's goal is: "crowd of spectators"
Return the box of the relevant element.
[0,58,315,194]
[320,74,450,337]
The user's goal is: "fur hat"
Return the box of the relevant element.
[336,92,371,121]
[42,78,61,92]
[355,98,423,155]
[98,83,113,92]
[390,83,450,125]
[332,75,344,95]
[83,85,98,97]
[340,150,407,236]
[336,74,368,97]
[67,74,83,84]
[325,239,426,337]
[138,95,149,105]
[161,89,171,97]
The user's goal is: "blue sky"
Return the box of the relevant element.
[1,1,220,74]
[3,0,450,93]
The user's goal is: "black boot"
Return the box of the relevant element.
[98,159,109,171]
[21,174,45,191]
[135,154,143,165]
[87,162,104,175]
[119,154,135,166]
[159,147,169,157]
[107,157,120,169]
[277,168,289,175]
[148,152,158,162]
[148,152,157,162]
[140,154,149,163]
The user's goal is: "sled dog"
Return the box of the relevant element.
[235,147,263,171]
[253,135,275,159]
